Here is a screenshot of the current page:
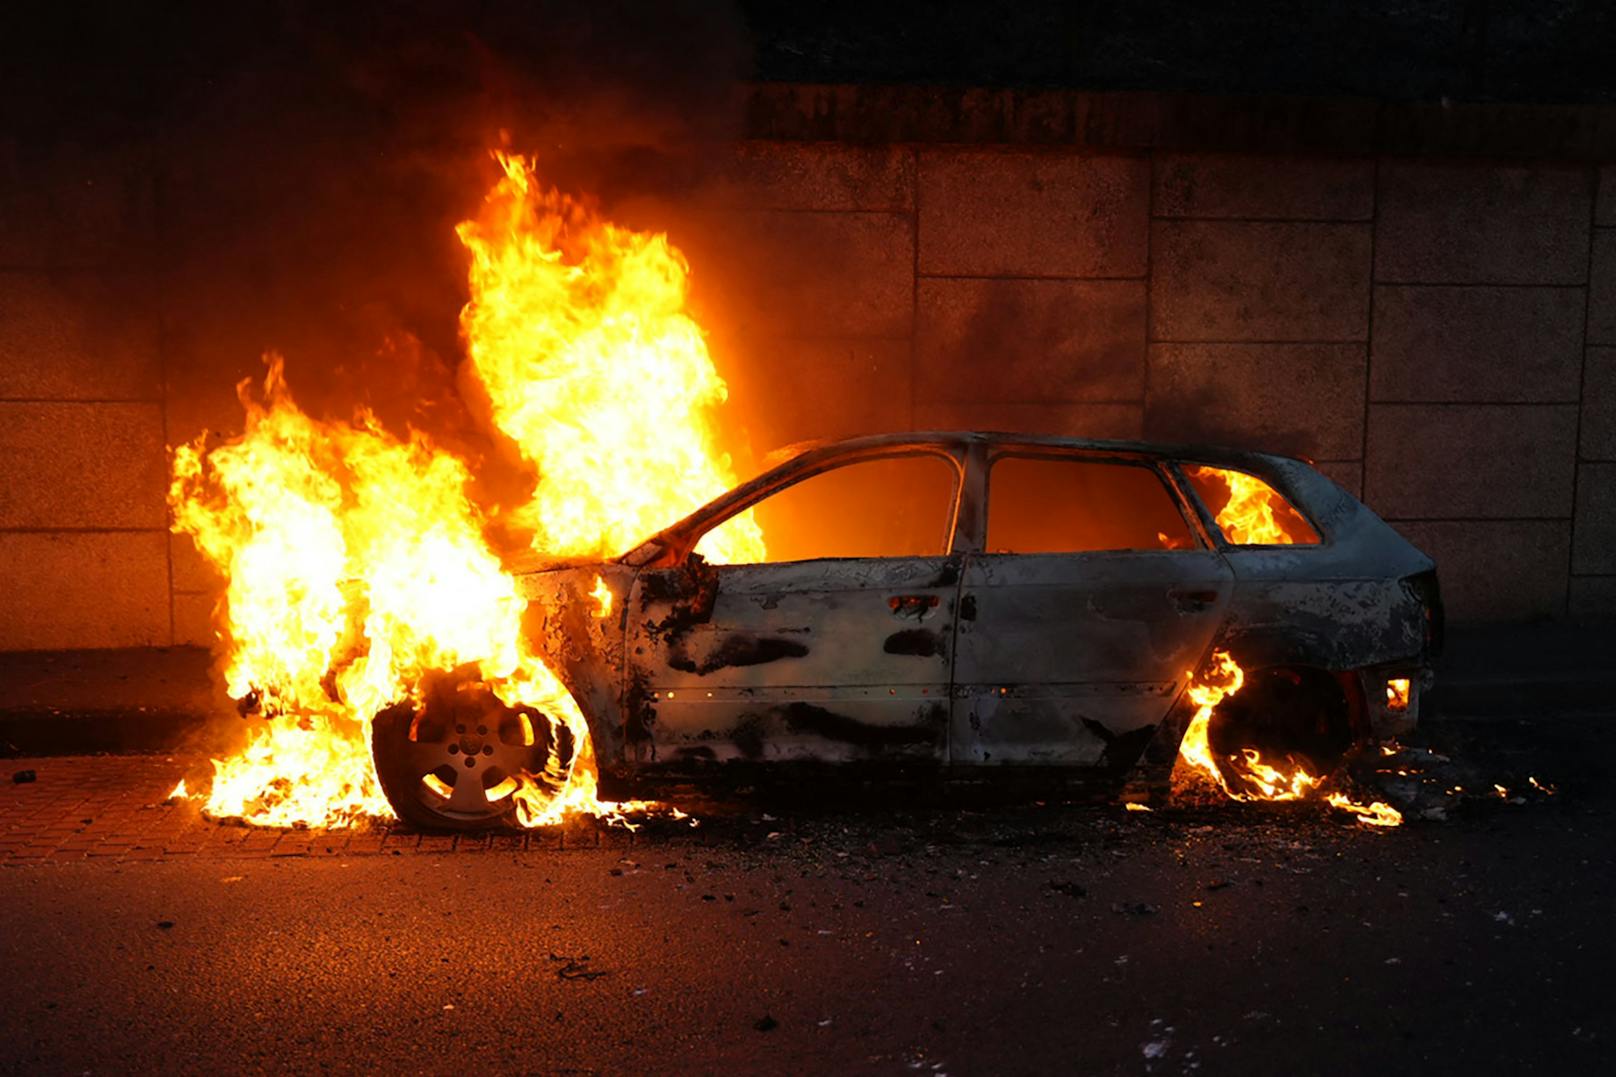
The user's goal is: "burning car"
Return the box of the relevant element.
[371,431,1441,830]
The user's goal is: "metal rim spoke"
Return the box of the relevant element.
[446,770,493,813]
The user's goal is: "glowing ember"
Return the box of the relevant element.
[1324,793,1403,827]
[590,575,613,619]
[1176,650,1403,827]
[1186,466,1319,546]
[1386,677,1411,711]
[171,151,762,830]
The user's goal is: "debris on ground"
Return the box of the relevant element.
[12,769,37,784]
[549,953,609,981]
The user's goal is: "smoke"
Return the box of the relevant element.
[3,0,751,454]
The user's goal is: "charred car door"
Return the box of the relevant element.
[952,452,1233,768]
[625,449,965,771]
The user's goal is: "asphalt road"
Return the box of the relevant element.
[2,711,1612,1076]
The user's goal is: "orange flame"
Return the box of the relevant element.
[456,152,763,565]
[1186,466,1319,545]
[589,575,613,619]
[170,152,764,829]
[1176,650,1402,827]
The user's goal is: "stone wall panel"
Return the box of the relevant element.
[678,210,913,339]
[1587,229,1616,346]
[1572,462,1616,575]
[1582,347,1616,461]
[0,531,170,650]
[1146,342,1366,459]
[1150,220,1371,341]
[911,401,1143,440]
[915,278,1145,405]
[1375,162,1591,284]
[726,337,913,448]
[1393,520,1568,621]
[699,143,914,212]
[0,272,161,400]
[1365,404,1578,519]
[1370,285,1585,402]
[917,151,1149,277]
[1153,153,1373,220]
[0,402,167,529]
[0,148,157,269]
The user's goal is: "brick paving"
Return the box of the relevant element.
[0,756,652,864]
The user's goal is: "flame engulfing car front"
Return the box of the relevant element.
[377,431,1439,827]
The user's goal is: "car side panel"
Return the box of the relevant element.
[519,564,634,780]
[951,550,1234,766]
[622,556,959,771]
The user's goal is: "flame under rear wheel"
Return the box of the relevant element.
[1207,666,1355,795]
[371,698,563,832]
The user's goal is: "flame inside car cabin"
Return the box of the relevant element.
[1185,466,1319,546]
[170,153,759,828]
[1176,650,1403,826]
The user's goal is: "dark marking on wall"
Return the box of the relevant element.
[931,560,960,588]
[883,628,943,657]
[668,634,809,675]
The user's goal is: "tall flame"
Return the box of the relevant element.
[170,151,763,828]
[456,152,763,564]
[1176,650,1402,827]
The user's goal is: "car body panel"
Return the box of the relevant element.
[952,549,1234,766]
[625,556,957,767]
[516,431,1439,795]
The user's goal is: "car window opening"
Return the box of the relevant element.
[1183,465,1320,546]
[719,453,960,564]
[986,456,1195,554]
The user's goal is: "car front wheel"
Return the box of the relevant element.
[371,671,572,832]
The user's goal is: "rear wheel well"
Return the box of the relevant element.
[1208,664,1366,782]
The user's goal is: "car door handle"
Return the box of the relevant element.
[1167,588,1218,611]
[889,594,940,616]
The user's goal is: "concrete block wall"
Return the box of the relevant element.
[5,100,1616,648]
[674,143,1615,625]
[0,148,175,650]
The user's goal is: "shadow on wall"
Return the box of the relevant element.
[1143,382,1322,460]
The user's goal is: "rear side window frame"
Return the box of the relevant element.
[976,449,1214,557]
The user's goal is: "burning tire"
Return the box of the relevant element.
[371,670,574,831]
[1206,666,1355,797]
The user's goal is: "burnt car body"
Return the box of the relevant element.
[373,431,1441,827]
[515,432,1440,803]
